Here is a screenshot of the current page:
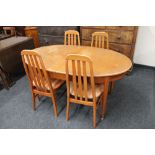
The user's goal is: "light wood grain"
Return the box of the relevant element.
[34,45,132,77]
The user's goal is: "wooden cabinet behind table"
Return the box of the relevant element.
[25,27,39,48]
[38,26,79,46]
[0,36,34,76]
[80,26,138,60]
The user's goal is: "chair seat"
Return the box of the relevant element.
[33,79,64,91]
[70,82,104,99]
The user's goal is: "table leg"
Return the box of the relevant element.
[101,77,109,120]
[109,81,115,94]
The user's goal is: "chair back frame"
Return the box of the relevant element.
[91,32,109,49]
[64,30,80,46]
[66,54,96,106]
[21,50,54,95]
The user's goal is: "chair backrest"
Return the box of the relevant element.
[64,30,80,45]
[91,32,109,49]
[3,27,16,35]
[66,54,96,104]
[21,50,54,93]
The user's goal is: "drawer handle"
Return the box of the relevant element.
[117,36,121,39]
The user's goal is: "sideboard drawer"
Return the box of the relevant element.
[109,43,132,58]
[105,26,134,31]
[108,31,134,44]
[81,28,134,44]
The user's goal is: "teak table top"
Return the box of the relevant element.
[34,45,132,77]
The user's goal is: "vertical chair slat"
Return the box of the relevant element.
[30,55,46,92]
[29,55,41,88]
[33,56,46,91]
[26,55,38,90]
[70,34,72,45]
[89,63,96,103]
[83,61,88,101]
[77,60,83,100]
[74,34,76,45]
[102,36,104,48]
[68,34,70,45]
[106,36,109,49]
[64,33,67,45]
[95,36,97,47]
[29,55,41,90]
[78,34,80,45]
[99,36,101,48]
[66,60,70,98]
[71,34,74,45]
[72,60,77,99]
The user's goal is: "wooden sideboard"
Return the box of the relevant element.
[0,36,34,75]
[25,27,40,48]
[0,37,34,74]
[0,34,12,41]
[80,26,138,60]
[0,36,34,89]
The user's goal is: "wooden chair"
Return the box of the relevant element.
[91,32,114,92]
[65,54,104,128]
[3,27,16,35]
[21,50,64,117]
[64,30,80,45]
[91,32,109,49]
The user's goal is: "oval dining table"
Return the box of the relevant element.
[34,45,132,119]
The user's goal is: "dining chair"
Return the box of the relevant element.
[91,32,109,49]
[64,30,80,45]
[65,54,104,128]
[21,50,65,117]
[91,32,114,92]
[3,27,16,35]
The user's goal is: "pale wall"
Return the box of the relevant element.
[134,26,155,67]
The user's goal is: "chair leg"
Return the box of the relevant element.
[99,95,103,118]
[32,93,36,111]
[51,94,58,118]
[37,95,41,101]
[93,104,96,128]
[66,98,70,121]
